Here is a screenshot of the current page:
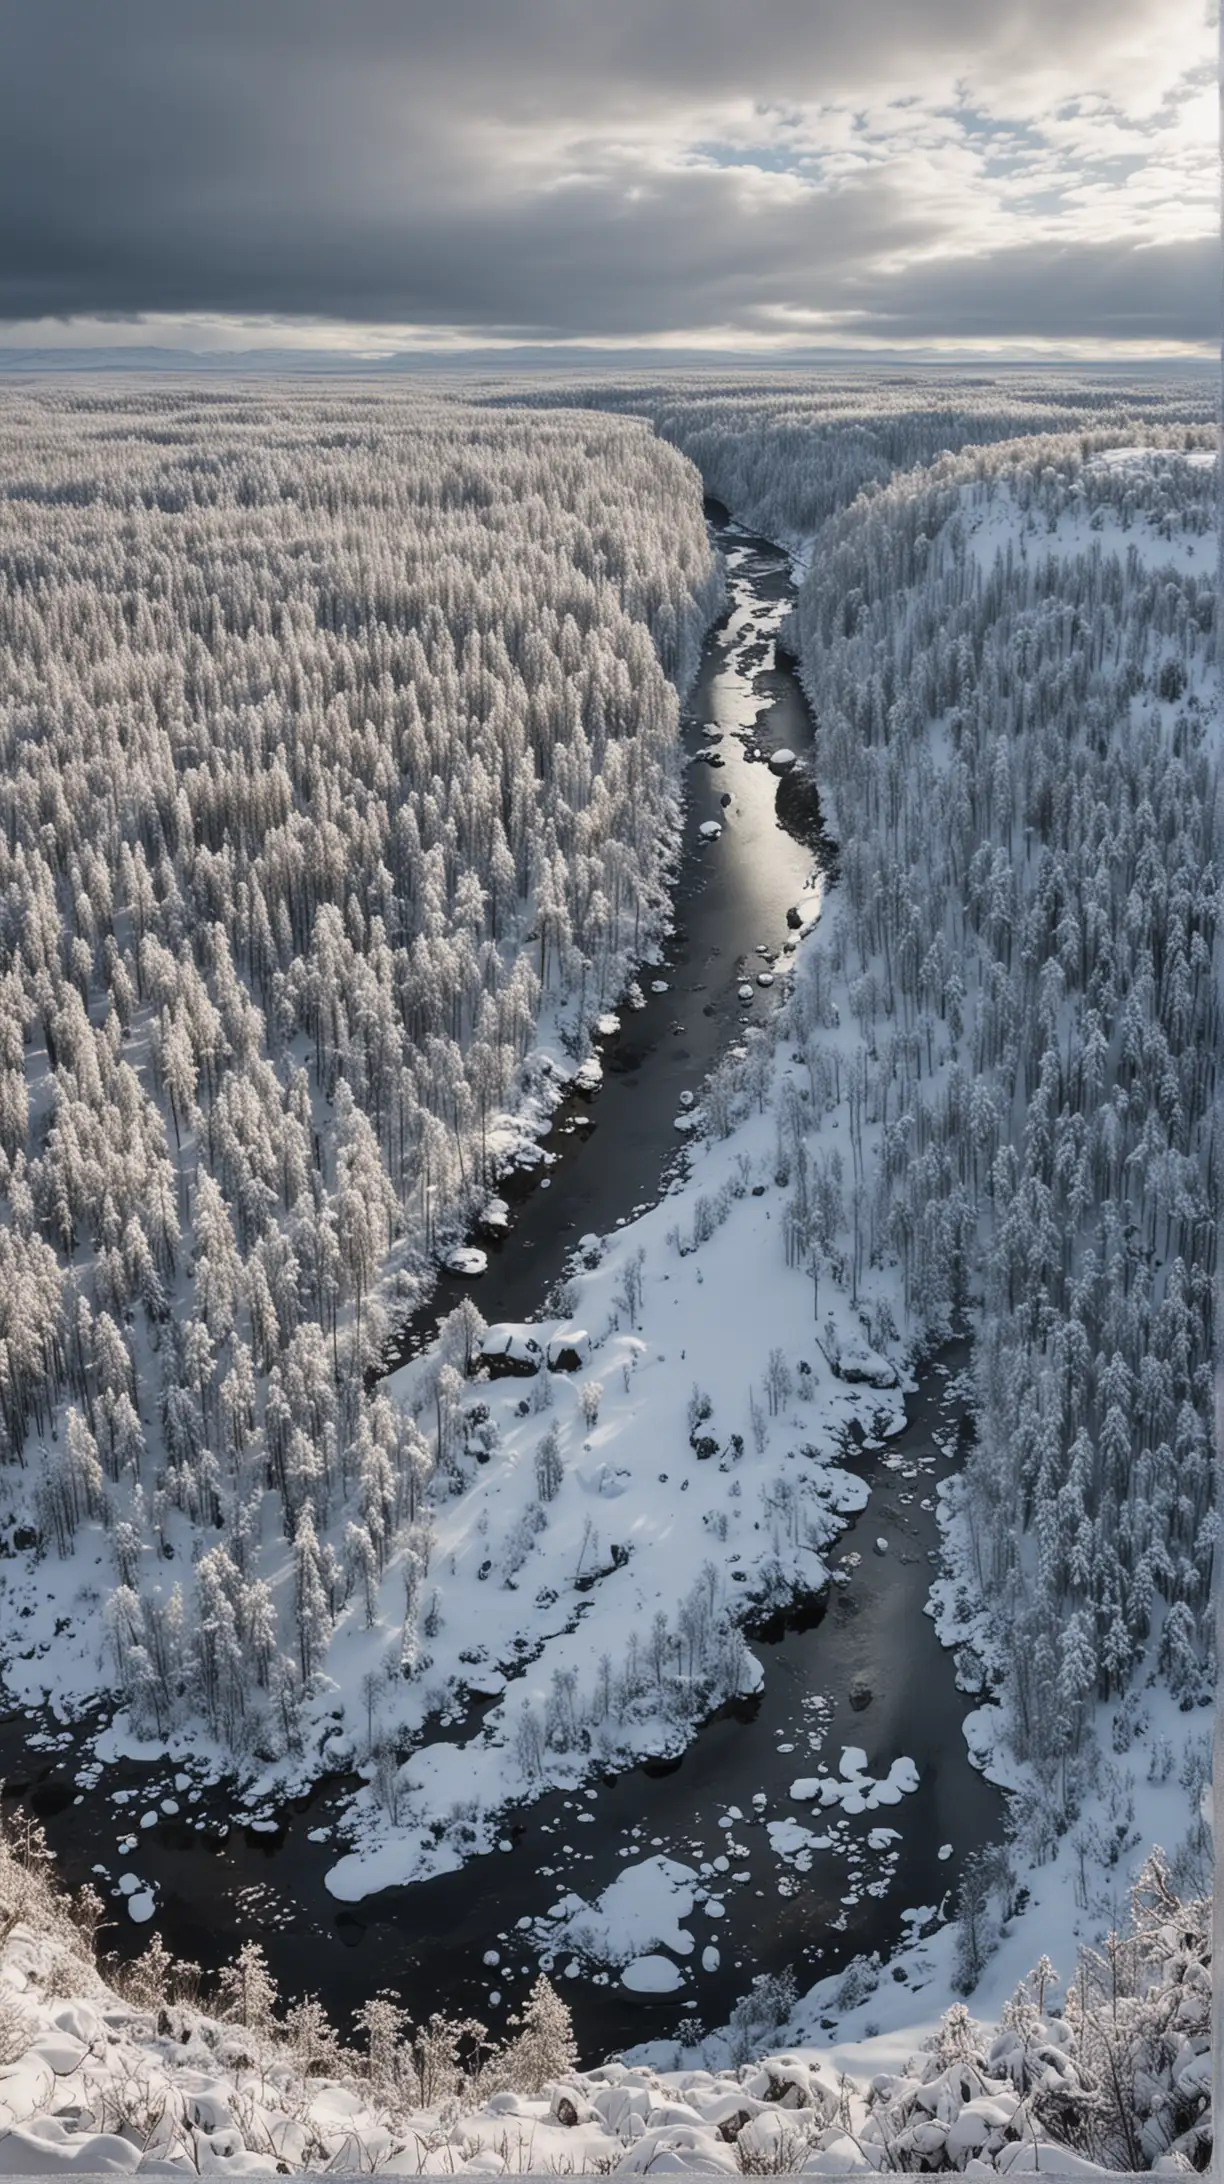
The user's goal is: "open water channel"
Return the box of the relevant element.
[0,509,1002,2062]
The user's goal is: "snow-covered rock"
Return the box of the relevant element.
[478,1324,545,1377]
[547,1329,590,1372]
[830,1336,897,1388]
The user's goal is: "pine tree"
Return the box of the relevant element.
[494,1975,578,2094]
[216,1941,279,2031]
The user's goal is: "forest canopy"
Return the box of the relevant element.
[0,386,720,1752]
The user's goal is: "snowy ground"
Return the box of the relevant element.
[961,444,1214,583]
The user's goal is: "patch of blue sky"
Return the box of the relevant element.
[1001,185,1075,216]
[945,102,1049,150]
[689,141,813,177]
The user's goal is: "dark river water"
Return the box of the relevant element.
[392,505,836,1352]
[0,509,1001,2063]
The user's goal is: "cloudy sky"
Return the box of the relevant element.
[0,0,1216,356]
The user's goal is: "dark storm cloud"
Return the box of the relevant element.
[0,0,1203,344]
[837,237,1220,346]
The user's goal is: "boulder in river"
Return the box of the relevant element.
[444,1245,488,1277]
[768,747,797,773]
[621,1955,684,1994]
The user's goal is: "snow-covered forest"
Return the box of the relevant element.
[785,436,1218,1748]
[0,387,721,1754]
[484,370,1214,551]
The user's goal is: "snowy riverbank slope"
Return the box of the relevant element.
[0,1805,1205,2175]
[784,432,1217,1730]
